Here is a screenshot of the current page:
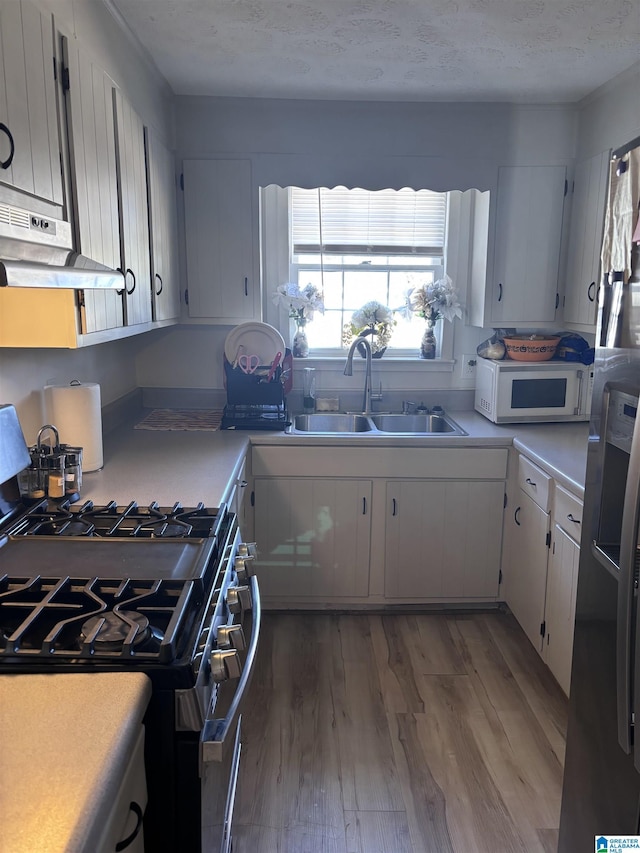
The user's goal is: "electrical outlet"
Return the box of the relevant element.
[461,354,477,379]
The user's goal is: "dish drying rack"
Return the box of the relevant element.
[221,349,292,430]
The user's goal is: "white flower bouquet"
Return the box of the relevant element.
[343,300,396,355]
[272,282,324,324]
[408,275,462,325]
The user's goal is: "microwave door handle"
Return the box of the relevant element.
[617,414,640,759]
[201,574,261,767]
[575,369,584,416]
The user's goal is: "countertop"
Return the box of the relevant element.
[0,672,151,853]
[82,412,589,504]
[83,427,250,507]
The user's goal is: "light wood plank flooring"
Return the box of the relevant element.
[234,611,567,853]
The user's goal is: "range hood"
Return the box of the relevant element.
[0,201,124,290]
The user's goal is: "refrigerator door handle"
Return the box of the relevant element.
[617,410,640,759]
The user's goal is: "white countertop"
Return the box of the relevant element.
[0,673,151,853]
[83,428,250,507]
[82,412,588,505]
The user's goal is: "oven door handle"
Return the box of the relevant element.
[201,574,261,765]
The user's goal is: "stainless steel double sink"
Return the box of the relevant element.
[287,412,467,436]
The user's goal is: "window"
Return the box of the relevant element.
[290,187,447,354]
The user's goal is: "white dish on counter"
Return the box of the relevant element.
[224,322,285,366]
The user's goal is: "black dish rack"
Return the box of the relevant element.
[221,350,291,430]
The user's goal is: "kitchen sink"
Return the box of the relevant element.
[371,413,465,434]
[288,411,467,436]
[292,413,373,433]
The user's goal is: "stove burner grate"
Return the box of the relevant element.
[0,575,200,662]
[5,500,224,539]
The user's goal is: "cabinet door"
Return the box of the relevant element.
[490,166,566,325]
[63,39,123,334]
[113,88,152,327]
[0,0,63,205]
[563,151,610,329]
[544,523,579,695]
[384,480,504,599]
[146,127,181,322]
[183,159,257,321]
[503,490,550,652]
[253,478,371,599]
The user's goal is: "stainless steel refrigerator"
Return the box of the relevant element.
[559,136,640,850]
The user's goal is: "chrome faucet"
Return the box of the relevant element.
[344,336,376,414]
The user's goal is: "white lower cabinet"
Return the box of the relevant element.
[503,488,550,652]
[503,452,582,696]
[253,477,372,599]
[251,445,507,606]
[95,725,147,853]
[543,485,582,695]
[384,479,505,599]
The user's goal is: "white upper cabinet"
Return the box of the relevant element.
[0,0,63,207]
[145,127,181,323]
[474,165,567,327]
[183,159,260,322]
[562,150,610,331]
[62,37,123,336]
[113,88,152,327]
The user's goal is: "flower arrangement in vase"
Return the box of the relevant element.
[272,282,324,357]
[407,275,462,359]
[343,300,396,358]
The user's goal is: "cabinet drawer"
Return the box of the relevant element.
[518,455,551,511]
[554,484,583,542]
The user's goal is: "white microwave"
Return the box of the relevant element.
[474,359,594,423]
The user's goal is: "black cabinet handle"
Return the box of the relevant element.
[497,282,503,302]
[125,268,136,296]
[244,276,248,297]
[588,281,596,302]
[392,498,397,516]
[514,506,521,526]
[525,477,536,488]
[115,801,144,851]
[0,122,15,169]
[567,513,581,524]
[155,273,163,296]
[362,497,367,515]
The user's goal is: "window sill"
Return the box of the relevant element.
[292,356,456,373]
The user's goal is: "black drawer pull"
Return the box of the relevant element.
[514,507,521,526]
[525,477,536,487]
[0,122,15,169]
[125,268,136,295]
[115,801,144,851]
[567,513,581,524]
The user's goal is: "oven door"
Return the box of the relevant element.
[200,572,261,853]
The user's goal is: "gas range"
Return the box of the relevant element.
[0,405,261,853]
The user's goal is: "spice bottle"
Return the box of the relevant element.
[46,453,66,499]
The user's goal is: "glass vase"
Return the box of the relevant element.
[420,321,437,359]
[292,321,309,358]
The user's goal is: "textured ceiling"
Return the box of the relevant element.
[110,0,640,103]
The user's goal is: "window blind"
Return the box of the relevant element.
[291,186,447,255]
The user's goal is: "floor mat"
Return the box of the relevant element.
[134,409,223,431]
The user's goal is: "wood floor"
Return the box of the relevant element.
[233,610,568,853]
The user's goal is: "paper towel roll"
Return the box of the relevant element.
[44,382,103,472]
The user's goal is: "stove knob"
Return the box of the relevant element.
[210,649,242,683]
[227,584,252,614]
[217,624,247,651]
[234,556,254,583]
[238,542,257,558]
